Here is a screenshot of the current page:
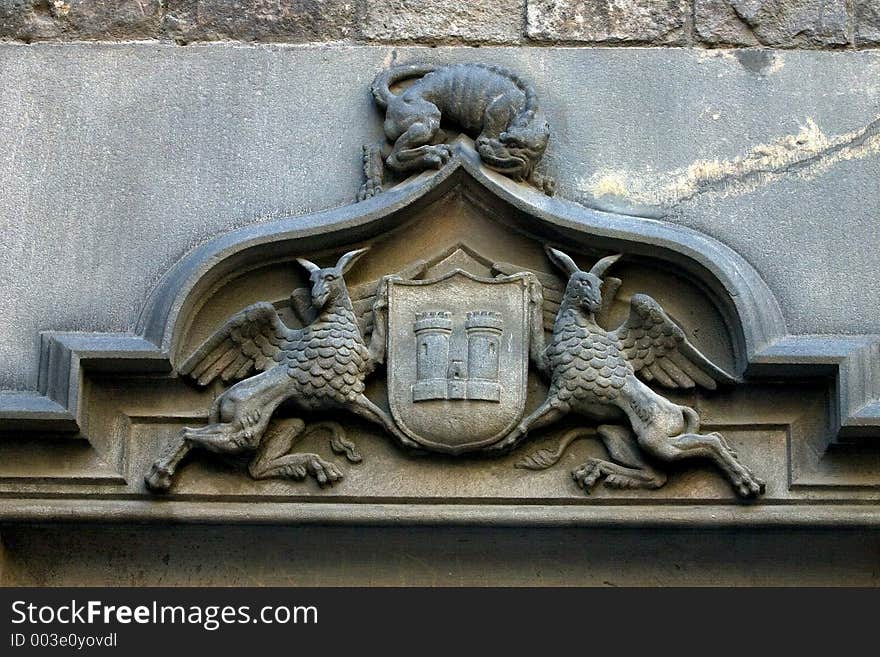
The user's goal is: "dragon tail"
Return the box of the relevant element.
[370,63,437,109]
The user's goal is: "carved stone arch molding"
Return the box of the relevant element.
[2,139,879,526]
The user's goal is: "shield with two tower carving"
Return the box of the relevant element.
[385,269,531,454]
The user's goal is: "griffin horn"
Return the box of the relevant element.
[590,254,622,279]
[296,257,321,274]
[335,247,370,274]
[545,246,580,276]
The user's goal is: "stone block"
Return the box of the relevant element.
[854,0,880,46]
[695,0,850,47]
[526,0,687,44]
[0,0,162,41]
[362,0,524,44]
[164,0,359,43]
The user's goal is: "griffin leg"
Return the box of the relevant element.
[572,424,668,493]
[573,458,667,493]
[144,432,189,492]
[491,398,568,452]
[598,424,662,472]
[145,368,287,491]
[248,419,344,486]
[144,393,226,491]
[644,431,765,499]
[348,394,421,450]
[145,405,273,491]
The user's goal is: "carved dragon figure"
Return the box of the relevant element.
[359,63,555,200]
[496,247,766,498]
[145,248,423,491]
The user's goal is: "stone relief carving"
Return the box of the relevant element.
[133,61,764,499]
[13,58,880,526]
[145,242,765,499]
[359,62,555,200]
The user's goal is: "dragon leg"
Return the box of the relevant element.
[385,115,451,173]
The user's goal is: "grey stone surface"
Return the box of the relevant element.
[855,0,880,45]
[163,0,358,43]
[0,0,163,41]
[526,0,687,44]
[695,0,851,47]
[363,0,524,44]
[1,44,879,394]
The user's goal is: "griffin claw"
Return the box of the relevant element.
[144,464,173,492]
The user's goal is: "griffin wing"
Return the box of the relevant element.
[178,302,299,386]
[611,294,737,390]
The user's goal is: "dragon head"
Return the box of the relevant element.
[296,248,369,310]
[476,111,550,183]
[546,247,621,315]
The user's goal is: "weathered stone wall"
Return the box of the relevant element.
[1,1,878,48]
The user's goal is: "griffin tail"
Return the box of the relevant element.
[514,428,595,470]
[303,421,362,464]
[370,63,437,109]
[680,406,701,433]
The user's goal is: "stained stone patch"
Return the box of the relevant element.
[526,0,688,44]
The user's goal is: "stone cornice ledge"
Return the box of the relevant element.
[1,142,878,444]
[2,499,880,528]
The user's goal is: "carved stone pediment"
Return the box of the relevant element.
[2,64,879,526]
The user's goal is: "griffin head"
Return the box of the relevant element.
[296,248,369,310]
[546,247,621,314]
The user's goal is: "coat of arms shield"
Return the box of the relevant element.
[385,270,532,454]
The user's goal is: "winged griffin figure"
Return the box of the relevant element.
[145,248,422,491]
[495,247,765,498]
